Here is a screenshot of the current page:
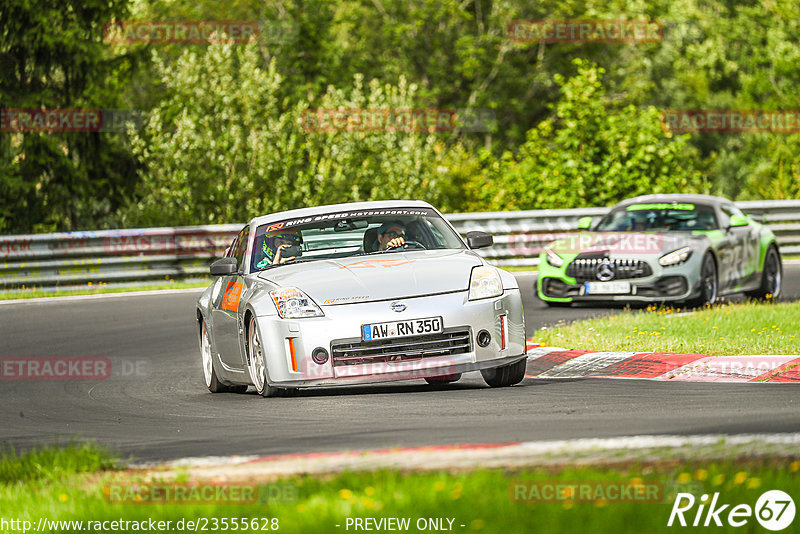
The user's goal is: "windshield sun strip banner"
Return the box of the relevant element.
[626,203,695,211]
[258,208,439,234]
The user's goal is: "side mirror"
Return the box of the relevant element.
[210,257,238,276]
[577,216,592,230]
[466,231,493,249]
[729,214,749,228]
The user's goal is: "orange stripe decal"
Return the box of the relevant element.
[500,315,507,350]
[288,338,298,372]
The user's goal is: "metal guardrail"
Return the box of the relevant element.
[447,200,800,267]
[0,225,241,292]
[2,200,799,292]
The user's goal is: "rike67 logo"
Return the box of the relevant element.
[668,490,796,531]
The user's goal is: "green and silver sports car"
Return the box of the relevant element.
[537,194,782,306]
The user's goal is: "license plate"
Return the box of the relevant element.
[584,281,631,295]
[362,317,443,341]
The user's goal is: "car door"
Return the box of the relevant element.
[211,225,249,370]
[718,204,758,290]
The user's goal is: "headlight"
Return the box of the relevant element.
[544,247,564,267]
[468,266,503,300]
[659,246,692,266]
[270,287,324,318]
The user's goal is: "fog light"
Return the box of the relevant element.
[312,347,329,365]
[476,330,491,347]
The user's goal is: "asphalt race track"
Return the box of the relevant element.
[1,264,799,462]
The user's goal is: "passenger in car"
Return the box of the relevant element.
[256,229,303,268]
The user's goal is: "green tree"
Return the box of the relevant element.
[477,59,705,210]
[642,0,800,199]
[123,41,465,226]
[0,0,139,233]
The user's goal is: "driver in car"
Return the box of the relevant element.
[377,221,408,251]
[257,229,303,268]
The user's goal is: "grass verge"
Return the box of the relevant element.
[535,300,799,355]
[0,442,118,484]
[2,444,799,533]
[0,281,210,301]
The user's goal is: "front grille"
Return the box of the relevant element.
[331,329,471,367]
[566,255,652,282]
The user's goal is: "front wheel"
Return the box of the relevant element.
[200,321,247,393]
[481,358,527,388]
[247,316,295,398]
[687,252,717,307]
[746,246,782,301]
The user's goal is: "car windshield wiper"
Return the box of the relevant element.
[282,257,322,265]
[354,246,418,256]
[257,257,321,271]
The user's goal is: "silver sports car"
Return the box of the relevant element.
[196,200,527,396]
[537,194,782,306]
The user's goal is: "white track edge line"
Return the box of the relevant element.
[0,287,206,305]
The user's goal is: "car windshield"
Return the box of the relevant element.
[250,207,465,272]
[595,203,719,232]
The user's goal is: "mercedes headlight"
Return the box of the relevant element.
[659,246,692,267]
[544,247,564,267]
[468,266,503,301]
[270,287,324,318]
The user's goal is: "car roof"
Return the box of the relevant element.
[248,199,436,227]
[612,194,730,208]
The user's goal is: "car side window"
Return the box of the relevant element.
[224,236,238,258]
[232,226,249,273]
[720,204,743,228]
[724,204,744,217]
[692,205,719,230]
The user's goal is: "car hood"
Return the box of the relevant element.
[256,250,482,304]
[546,232,707,257]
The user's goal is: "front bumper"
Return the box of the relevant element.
[251,289,526,387]
[537,253,702,303]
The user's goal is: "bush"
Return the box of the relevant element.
[475,59,707,211]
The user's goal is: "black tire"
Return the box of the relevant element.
[687,252,718,307]
[424,373,462,385]
[200,320,247,393]
[746,246,782,301]
[481,358,527,388]
[246,315,295,398]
